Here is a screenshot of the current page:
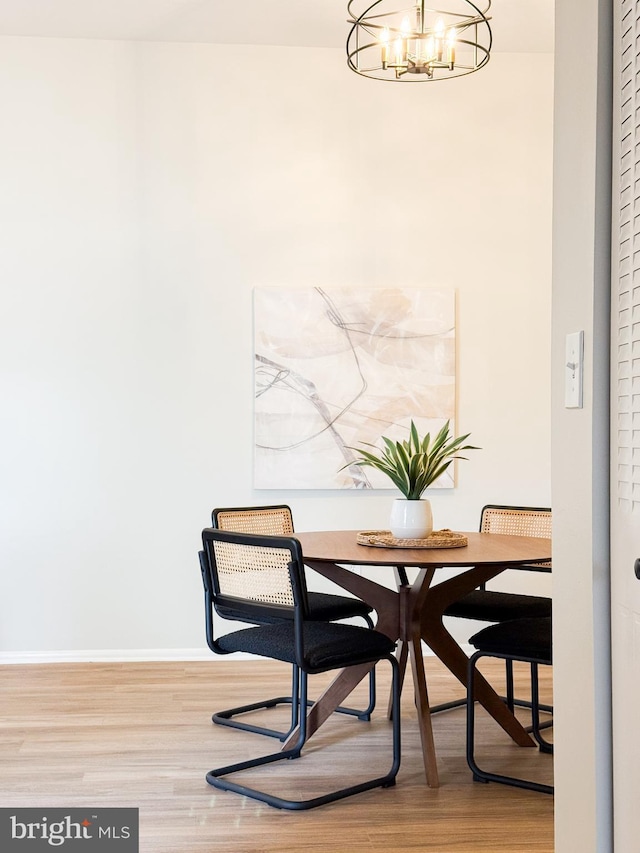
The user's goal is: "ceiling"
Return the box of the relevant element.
[0,1,554,52]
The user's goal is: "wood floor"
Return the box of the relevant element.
[0,657,553,853]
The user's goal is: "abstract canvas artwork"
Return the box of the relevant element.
[254,286,456,489]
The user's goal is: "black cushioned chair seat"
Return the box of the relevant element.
[217,621,396,673]
[469,617,552,660]
[445,590,552,622]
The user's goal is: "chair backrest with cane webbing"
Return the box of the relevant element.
[208,535,296,609]
[480,505,552,570]
[212,505,294,537]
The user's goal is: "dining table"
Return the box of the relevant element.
[283,528,552,788]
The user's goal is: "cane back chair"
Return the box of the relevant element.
[207,505,376,739]
[435,504,552,718]
[200,528,400,810]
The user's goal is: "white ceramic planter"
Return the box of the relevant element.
[389,498,433,539]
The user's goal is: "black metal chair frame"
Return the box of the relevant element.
[207,505,376,740]
[466,645,553,795]
[201,528,401,810]
[432,503,553,728]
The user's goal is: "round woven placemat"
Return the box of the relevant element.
[357,529,468,549]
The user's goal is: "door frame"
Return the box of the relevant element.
[551,1,613,851]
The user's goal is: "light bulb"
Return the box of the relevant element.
[447,28,456,65]
[394,37,403,65]
[380,27,390,66]
[435,17,445,61]
[426,36,434,60]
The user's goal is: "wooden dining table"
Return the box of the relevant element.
[283,529,552,788]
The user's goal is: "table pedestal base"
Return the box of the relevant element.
[283,554,537,788]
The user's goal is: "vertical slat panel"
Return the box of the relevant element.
[617,0,640,510]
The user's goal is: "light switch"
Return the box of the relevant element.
[565,331,584,408]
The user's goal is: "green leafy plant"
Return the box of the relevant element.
[344,420,479,499]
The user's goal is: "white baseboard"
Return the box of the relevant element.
[0,648,214,665]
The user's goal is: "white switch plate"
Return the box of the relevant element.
[565,331,584,408]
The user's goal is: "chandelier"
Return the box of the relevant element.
[346,1,492,82]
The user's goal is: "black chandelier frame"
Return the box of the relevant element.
[346,0,492,82]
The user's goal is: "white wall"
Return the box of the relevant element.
[0,37,553,657]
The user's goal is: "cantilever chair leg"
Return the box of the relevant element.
[213,658,377,742]
[530,661,553,752]
[212,664,300,741]
[466,649,553,795]
[207,655,400,811]
[430,667,553,734]
[507,661,554,732]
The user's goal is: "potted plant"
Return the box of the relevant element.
[344,420,479,539]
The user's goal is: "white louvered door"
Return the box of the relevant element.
[612,2,640,848]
